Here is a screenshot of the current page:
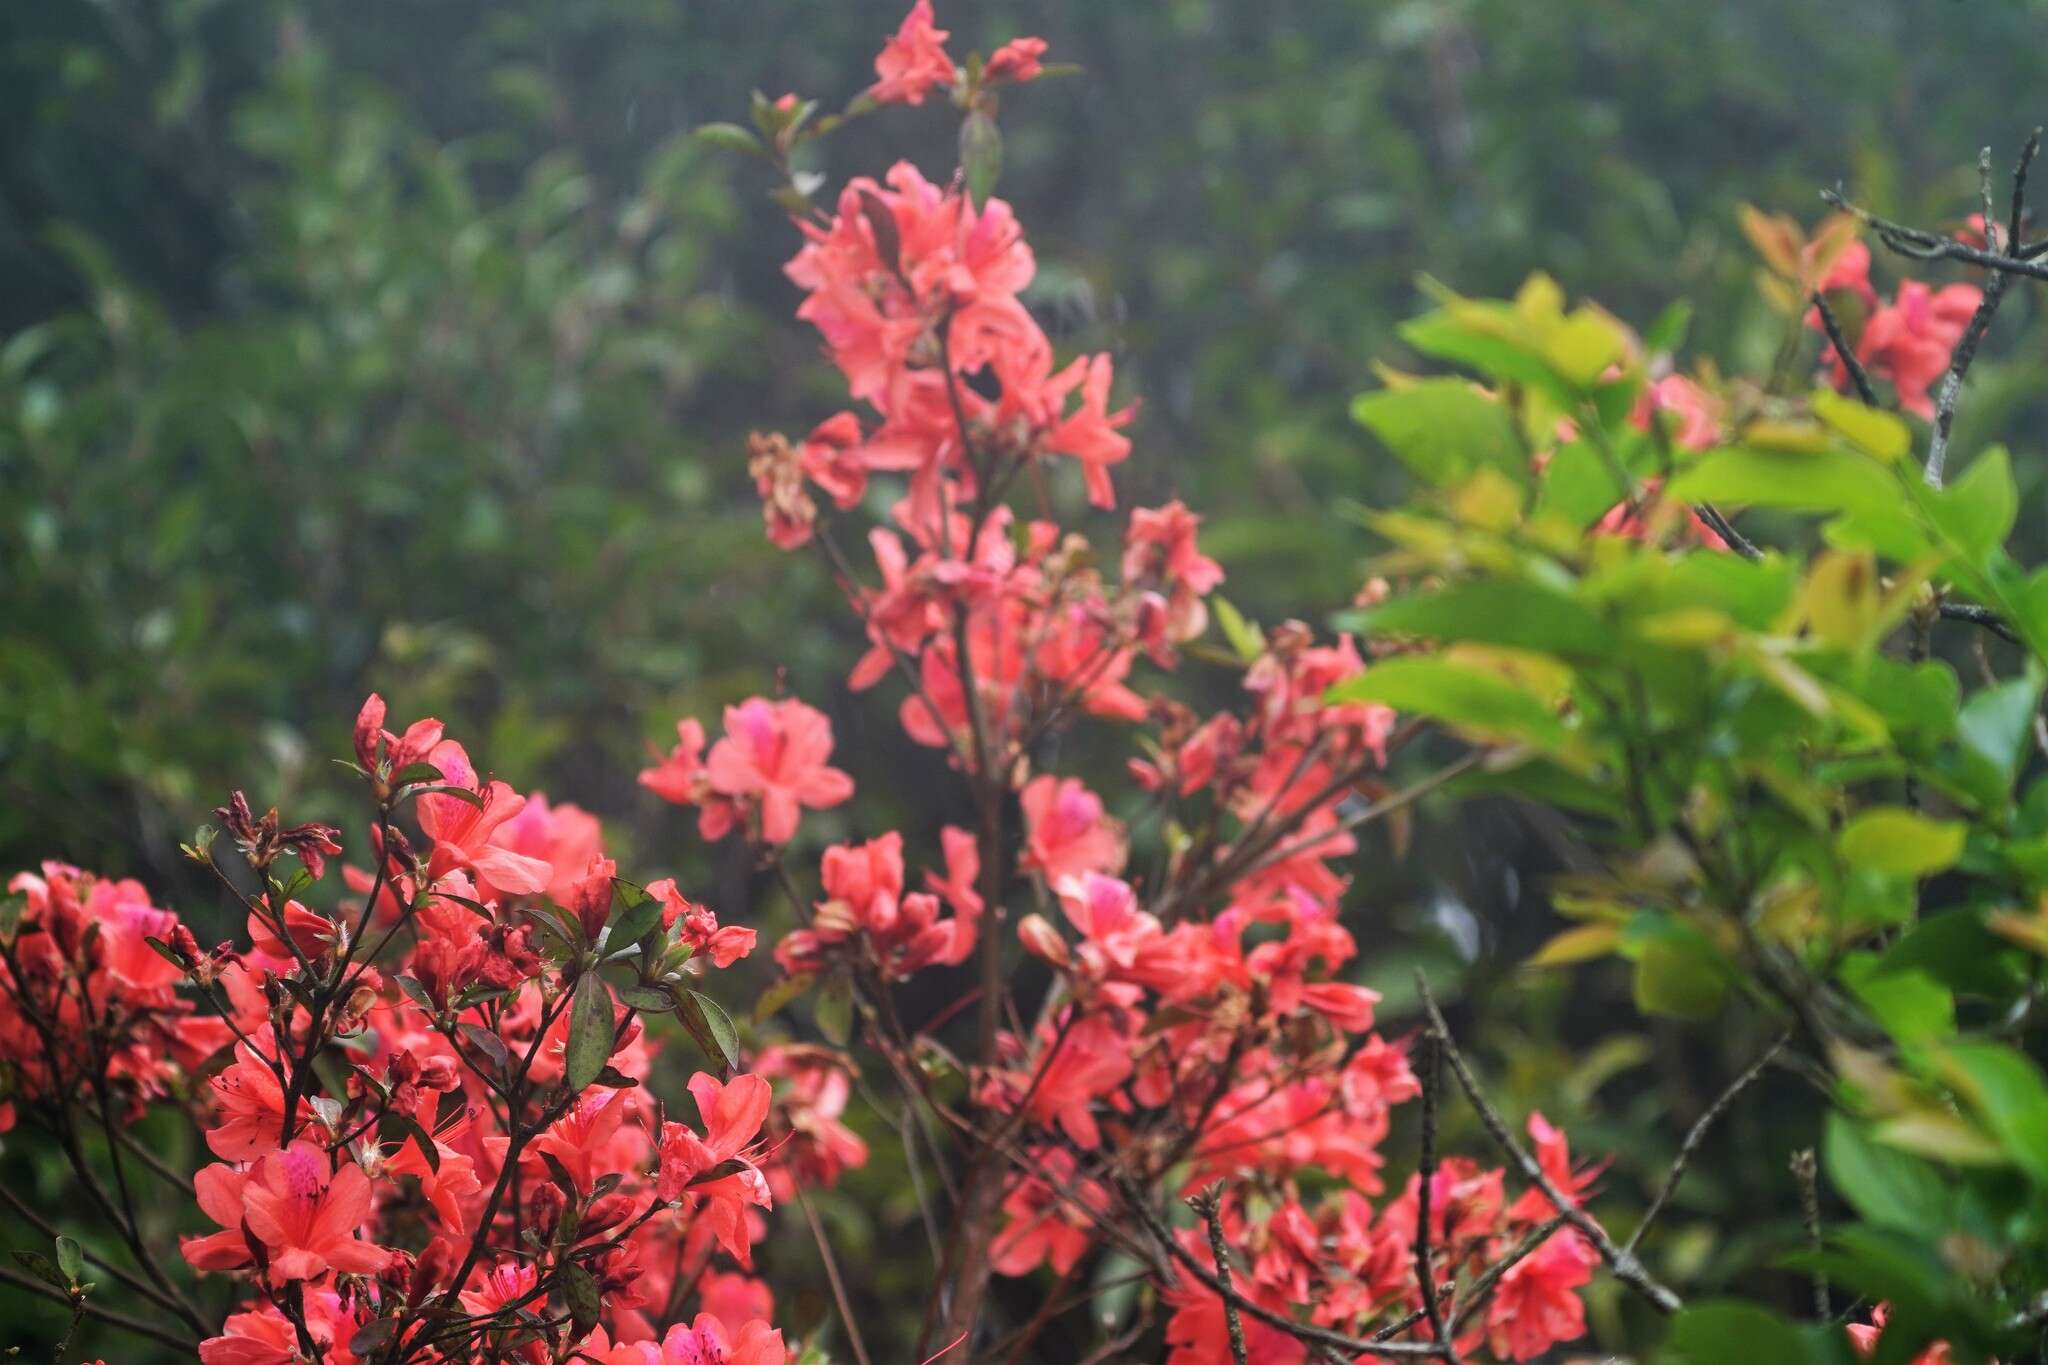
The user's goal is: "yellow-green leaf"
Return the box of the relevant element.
[1837,807,1966,879]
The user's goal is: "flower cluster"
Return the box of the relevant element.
[697,7,1604,1360]
[0,863,232,1134]
[3,694,788,1363]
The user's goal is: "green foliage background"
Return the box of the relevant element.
[6,0,2048,1358]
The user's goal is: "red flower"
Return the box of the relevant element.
[1485,1229,1597,1361]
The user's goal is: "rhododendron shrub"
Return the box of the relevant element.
[12,8,2048,1364]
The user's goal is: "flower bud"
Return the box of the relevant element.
[528,1181,567,1241]
[1017,914,1069,967]
[583,1192,636,1236]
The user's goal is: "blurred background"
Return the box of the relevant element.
[6,0,2048,1357]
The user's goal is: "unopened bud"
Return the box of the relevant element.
[1017,914,1069,968]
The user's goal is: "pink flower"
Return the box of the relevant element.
[205,1041,289,1158]
[657,1073,774,1266]
[484,792,604,904]
[984,37,1048,85]
[237,1143,394,1283]
[1043,353,1135,509]
[1857,280,1983,419]
[352,693,443,776]
[705,698,855,844]
[181,1162,255,1272]
[658,1313,785,1365]
[1847,1303,1963,1365]
[416,740,553,895]
[1020,775,1124,884]
[1630,374,1722,452]
[869,0,956,106]
[649,878,757,968]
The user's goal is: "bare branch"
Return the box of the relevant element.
[0,1266,198,1353]
[1412,1032,1460,1361]
[1790,1147,1829,1321]
[1189,1185,1251,1365]
[1809,291,1878,407]
[1623,1032,1787,1258]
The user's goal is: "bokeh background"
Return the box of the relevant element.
[6,0,2048,1357]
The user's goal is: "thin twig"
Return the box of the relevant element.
[0,1266,197,1352]
[1823,187,2048,281]
[1810,292,1878,407]
[1190,1185,1251,1365]
[1790,1148,1829,1321]
[1694,503,1763,561]
[1415,975,1684,1315]
[795,1180,874,1365]
[1412,1031,1460,1361]
[1623,1032,1787,1257]
[1938,600,2020,643]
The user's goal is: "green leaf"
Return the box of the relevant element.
[1398,307,1572,403]
[459,1023,510,1072]
[754,971,818,1024]
[960,109,1002,208]
[604,893,665,957]
[11,1249,64,1291]
[388,761,444,788]
[1836,807,1966,879]
[677,988,742,1073]
[1530,440,1624,528]
[390,1113,440,1172]
[1325,654,1575,755]
[407,783,486,809]
[814,972,854,1046]
[350,1320,400,1354]
[1351,380,1527,488]
[1666,1302,1810,1365]
[1958,671,2042,782]
[562,971,615,1094]
[53,1235,81,1284]
[1839,955,1953,1044]
[687,1156,754,1187]
[1920,445,2015,561]
[1666,445,1897,518]
[693,121,763,157]
[560,1262,603,1335]
[1812,389,1909,464]
[614,984,674,1012]
[1824,1113,1949,1232]
[1212,596,1263,663]
[1339,581,1612,657]
[857,187,902,276]
[1941,1042,2048,1186]
[686,990,741,1071]
[1643,299,1693,355]
[1631,936,1728,1021]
